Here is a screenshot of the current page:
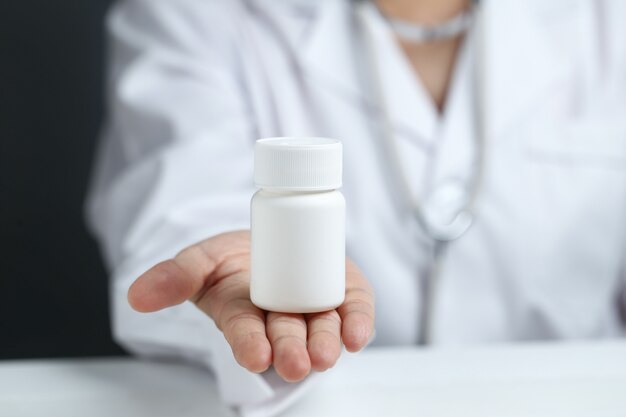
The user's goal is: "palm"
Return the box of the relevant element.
[128,231,374,382]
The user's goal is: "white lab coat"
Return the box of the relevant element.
[86,0,626,415]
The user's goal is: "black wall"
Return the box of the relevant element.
[1,0,125,358]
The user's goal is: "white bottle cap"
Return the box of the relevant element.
[254,137,342,191]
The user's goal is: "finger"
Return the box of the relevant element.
[128,231,250,312]
[305,310,342,372]
[266,312,310,382]
[203,274,272,373]
[337,260,375,352]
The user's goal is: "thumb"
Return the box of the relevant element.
[128,230,250,313]
[127,230,250,312]
[128,258,207,312]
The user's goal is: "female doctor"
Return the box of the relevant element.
[87,0,626,415]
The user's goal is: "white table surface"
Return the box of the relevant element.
[1,341,625,417]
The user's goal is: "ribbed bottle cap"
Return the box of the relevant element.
[254,137,342,191]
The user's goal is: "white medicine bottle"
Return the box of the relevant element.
[251,137,345,313]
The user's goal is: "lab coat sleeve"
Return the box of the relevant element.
[85,0,317,414]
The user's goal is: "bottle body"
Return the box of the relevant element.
[251,189,345,313]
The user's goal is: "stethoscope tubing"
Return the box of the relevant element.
[356,1,487,344]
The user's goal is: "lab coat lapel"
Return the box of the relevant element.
[358,3,439,150]
[300,0,363,101]
[482,1,570,138]
[249,0,367,134]
[301,0,436,149]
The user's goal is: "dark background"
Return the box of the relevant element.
[1,0,126,358]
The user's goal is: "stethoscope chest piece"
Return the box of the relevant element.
[357,2,482,243]
[419,180,474,242]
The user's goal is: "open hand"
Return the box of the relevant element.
[127,230,375,382]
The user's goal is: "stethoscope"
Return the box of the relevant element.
[355,0,486,344]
